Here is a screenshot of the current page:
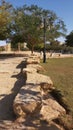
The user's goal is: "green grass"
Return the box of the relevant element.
[40,58,73,115]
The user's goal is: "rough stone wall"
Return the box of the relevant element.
[13,55,66,123]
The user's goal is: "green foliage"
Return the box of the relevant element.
[42,42,73,53]
[0,1,67,51]
[62,46,73,53]
[34,43,44,51]
[11,4,67,52]
[45,44,62,52]
[0,46,5,51]
[65,31,73,47]
[0,0,13,40]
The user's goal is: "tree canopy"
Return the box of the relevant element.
[11,5,67,51]
[65,31,73,47]
[0,1,67,52]
[0,0,13,40]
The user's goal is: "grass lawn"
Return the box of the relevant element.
[40,57,73,116]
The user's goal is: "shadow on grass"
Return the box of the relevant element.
[50,89,70,114]
[50,89,73,130]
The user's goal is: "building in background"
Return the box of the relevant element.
[0,40,11,51]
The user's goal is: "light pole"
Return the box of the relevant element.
[43,18,46,63]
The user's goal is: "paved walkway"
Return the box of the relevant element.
[0,57,26,120]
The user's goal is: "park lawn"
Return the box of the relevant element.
[40,57,73,115]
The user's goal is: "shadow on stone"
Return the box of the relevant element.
[15,116,60,130]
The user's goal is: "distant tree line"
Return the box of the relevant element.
[65,31,73,47]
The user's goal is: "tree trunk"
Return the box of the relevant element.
[31,45,34,55]
[18,43,20,51]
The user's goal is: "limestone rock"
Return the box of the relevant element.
[40,94,66,121]
[27,64,45,72]
[23,64,44,74]
[26,57,40,64]
[40,82,54,93]
[23,68,37,73]
[25,72,53,87]
[13,84,42,117]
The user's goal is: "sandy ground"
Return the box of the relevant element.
[0,56,64,130]
[0,57,27,128]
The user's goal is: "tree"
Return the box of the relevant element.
[11,5,67,52]
[65,31,73,47]
[23,5,67,43]
[0,0,13,40]
[11,5,42,52]
[40,10,67,43]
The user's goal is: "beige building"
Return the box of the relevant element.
[0,41,11,51]
[6,43,11,51]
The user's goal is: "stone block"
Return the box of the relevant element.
[13,84,42,117]
[40,94,66,121]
